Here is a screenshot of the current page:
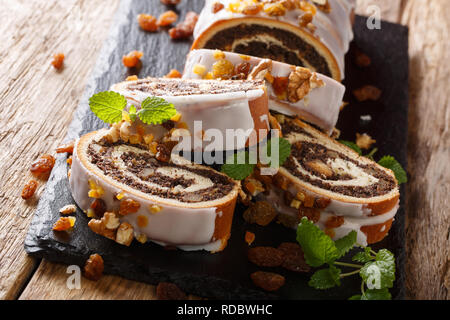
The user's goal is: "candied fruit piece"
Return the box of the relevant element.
[53,216,76,231]
[21,180,38,200]
[83,254,104,281]
[51,53,65,70]
[137,14,158,32]
[164,69,182,78]
[119,198,141,215]
[122,51,144,68]
[30,154,55,177]
[212,59,235,79]
[157,10,178,27]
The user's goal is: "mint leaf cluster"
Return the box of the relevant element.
[221,137,292,180]
[296,217,396,300]
[89,91,176,125]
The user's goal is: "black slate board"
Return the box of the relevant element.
[24,0,408,300]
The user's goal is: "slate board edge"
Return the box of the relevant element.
[23,0,409,300]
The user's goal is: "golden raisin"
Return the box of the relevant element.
[248,246,285,267]
[53,217,76,231]
[157,10,178,27]
[212,59,235,79]
[243,201,277,226]
[21,180,38,200]
[30,154,55,177]
[212,2,225,13]
[164,69,182,78]
[122,51,144,68]
[56,141,74,154]
[251,271,285,292]
[51,53,65,70]
[137,14,158,32]
[119,198,141,215]
[169,12,198,40]
[83,254,104,281]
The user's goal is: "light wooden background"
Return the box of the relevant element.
[0,0,448,300]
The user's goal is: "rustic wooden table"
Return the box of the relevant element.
[0,0,448,300]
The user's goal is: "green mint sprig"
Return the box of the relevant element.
[89,91,176,125]
[378,155,407,184]
[221,137,292,180]
[338,140,362,155]
[296,217,395,300]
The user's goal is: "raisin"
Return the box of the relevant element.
[212,2,225,13]
[231,62,251,80]
[137,14,158,32]
[169,11,198,40]
[353,85,382,102]
[248,246,284,267]
[83,254,104,281]
[122,51,143,68]
[56,141,74,154]
[157,10,178,27]
[21,180,38,200]
[160,0,181,5]
[324,215,345,228]
[90,199,107,218]
[156,144,171,162]
[251,271,285,292]
[278,242,311,273]
[51,53,65,70]
[119,199,141,215]
[156,282,187,300]
[162,120,175,130]
[53,217,76,231]
[243,201,277,226]
[30,154,55,177]
[164,69,182,78]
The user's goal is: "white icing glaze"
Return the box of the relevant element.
[183,49,345,134]
[69,130,239,251]
[111,81,268,151]
[194,0,355,80]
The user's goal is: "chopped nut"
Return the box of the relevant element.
[116,222,134,246]
[143,133,155,146]
[212,59,235,79]
[212,2,225,13]
[103,212,120,230]
[119,121,132,142]
[21,180,38,200]
[305,159,333,178]
[264,3,286,16]
[288,67,313,102]
[278,242,311,272]
[83,254,104,281]
[248,59,272,80]
[251,271,285,292]
[353,85,382,102]
[356,133,376,150]
[59,204,77,215]
[314,0,331,13]
[88,218,116,240]
[331,127,341,139]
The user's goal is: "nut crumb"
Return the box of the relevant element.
[356,133,376,150]
[59,204,76,215]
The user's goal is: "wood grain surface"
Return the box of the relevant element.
[0,0,448,300]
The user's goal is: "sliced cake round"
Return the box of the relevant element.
[192,0,355,81]
[258,117,400,245]
[111,77,270,151]
[69,129,240,252]
[183,49,345,134]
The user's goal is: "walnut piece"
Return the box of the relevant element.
[88,218,116,240]
[287,67,313,102]
[247,59,272,80]
[356,133,376,150]
[59,204,77,215]
[116,222,134,246]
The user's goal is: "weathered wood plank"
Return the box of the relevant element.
[0,0,120,300]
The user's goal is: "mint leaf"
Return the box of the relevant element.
[360,249,395,289]
[296,217,339,267]
[335,231,357,259]
[352,247,374,263]
[263,137,291,168]
[129,105,137,122]
[362,288,392,300]
[378,155,407,184]
[138,97,177,125]
[89,91,127,124]
[339,140,362,155]
[348,294,363,300]
[309,265,341,290]
[221,151,255,180]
